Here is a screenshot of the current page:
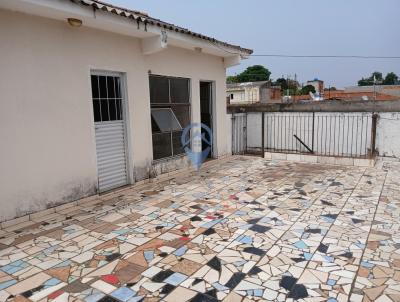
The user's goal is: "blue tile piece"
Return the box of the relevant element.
[361,261,374,268]
[160,222,175,228]
[201,219,223,229]
[148,213,159,219]
[327,298,338,302]
[304,252,313,260]
[321,217,335,223]
[253,289,263,297]
[85,292,105,302]
[294,240,308,250]
[174,246,188,256]
[236,235,253,244]
[127,296,144,302]
[234,211,246,216]
[327,279,336,286]
[355,242,365,249]
[113,229,130,235]
[212,282,229,291]
[111,287,136,302]
[164,272,187,285]
[144,251,154,262]
[44,278,61,287]
[0,279,17,290]
[54,260,72,268]
[1,260,29,274]
[233,260,247,267]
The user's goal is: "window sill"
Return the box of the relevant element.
[152,153,187,164]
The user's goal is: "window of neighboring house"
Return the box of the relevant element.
[230,93,234,100]
[250,89,257,102]
[150,75,191,160]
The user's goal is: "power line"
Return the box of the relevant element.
[250,54,400,59]
[211,41,400,60]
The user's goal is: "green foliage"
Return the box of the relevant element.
[227,65,271,83]
[358,71,398,86]
[383,72,399,85]
[300,85,316,95]
[274,78,288,90]
[226,76,238,84]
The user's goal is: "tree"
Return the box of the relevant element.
[274,78,288,91]
[226,75,238,84]
[383,72,399,85]
[300,85,316,95]
[358,71,387,86]
[228,65,271,83]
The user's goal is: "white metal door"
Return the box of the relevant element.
[91,73,128,192]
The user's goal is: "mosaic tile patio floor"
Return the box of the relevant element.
[0,156,400,302]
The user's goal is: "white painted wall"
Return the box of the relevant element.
[376,113,400,158]
[0,10,228,221]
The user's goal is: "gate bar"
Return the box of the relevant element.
[262,112,265,158]
[294,134,314,154]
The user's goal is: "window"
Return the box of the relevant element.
[230,93,234,100]
[150,75,190,160]
[91,75,123,122]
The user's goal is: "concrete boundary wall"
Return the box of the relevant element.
[228,100,400,113]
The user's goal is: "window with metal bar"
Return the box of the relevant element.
[91,75,123,122]
[149,75,190,160]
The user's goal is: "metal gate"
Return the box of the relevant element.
[231,113,247,154]
[91,73,128,192]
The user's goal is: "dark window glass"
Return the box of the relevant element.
[172,131,184,156]
[108,99,117,120]
[172,105,190,129]
[151,115,161,133]
[107,76,115,98]
[99,76,107,98]
[116,99,122,120]
[115,77,121,99]
[150,75,190,160]
[100,99,109,121]
[91,75,123,122]
[93,99,101,122]
[91,75,99,99]
[170,78,189,103]
[150,76,169,103]
[153,133,172,160]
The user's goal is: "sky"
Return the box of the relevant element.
[107,0,399,88]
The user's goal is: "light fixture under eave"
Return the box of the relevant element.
[67,18,82,28]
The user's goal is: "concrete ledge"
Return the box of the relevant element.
[265,152,376,167]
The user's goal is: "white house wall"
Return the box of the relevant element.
[0,10,228,222]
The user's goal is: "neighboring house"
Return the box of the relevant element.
[227,81,282,104]
[0,0,252,222]
[307,78,324,95]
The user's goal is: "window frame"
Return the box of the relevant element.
[149,74,191,162]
